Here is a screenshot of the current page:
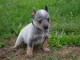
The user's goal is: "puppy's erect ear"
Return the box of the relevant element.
[31,9,36,19]
[44,5,48,12]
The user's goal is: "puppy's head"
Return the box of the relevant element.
[32,6,50,31]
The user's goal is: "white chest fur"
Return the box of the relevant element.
[34,32,47,44]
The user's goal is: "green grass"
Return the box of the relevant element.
[48,32,80,47]
[0,0,80,47]
[0,40,6,47]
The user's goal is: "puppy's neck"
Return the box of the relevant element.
[32,22,42,34]
[32,22,47,34]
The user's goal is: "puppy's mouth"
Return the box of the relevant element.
[43,28,49,32]
[37,27,48,32]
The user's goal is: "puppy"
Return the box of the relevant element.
[13,6,50,57]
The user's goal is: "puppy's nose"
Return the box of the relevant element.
[44,25,48,29]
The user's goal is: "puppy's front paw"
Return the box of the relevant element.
[27,52,33,58]
[27,47,33,58]
[43,47,50,52]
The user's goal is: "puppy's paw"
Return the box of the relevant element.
[10,46,17,51]
[43,47,50,52]
[26,52,33,58]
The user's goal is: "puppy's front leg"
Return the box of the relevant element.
[27,40,34,57]
[43,36,50,52]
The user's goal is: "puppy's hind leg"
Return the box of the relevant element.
[12,35,23,50]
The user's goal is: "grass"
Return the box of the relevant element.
[0,40,6,47]
[48,32,80,48]
[43,54,56,60]
[0,0,80,47]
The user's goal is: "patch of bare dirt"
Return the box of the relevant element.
[57,46,80,60]
[0,38,80,60]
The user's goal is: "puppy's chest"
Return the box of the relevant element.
[34,33,47,44]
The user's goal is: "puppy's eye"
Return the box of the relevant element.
[38,20,42,24]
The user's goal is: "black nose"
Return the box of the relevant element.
[44,25,48,29]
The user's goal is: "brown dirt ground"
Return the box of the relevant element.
[0,38,80,60]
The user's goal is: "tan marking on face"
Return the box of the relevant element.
[38,23,44,30]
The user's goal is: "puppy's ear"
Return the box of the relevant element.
[44,5,48,12]
[31,9,36,19]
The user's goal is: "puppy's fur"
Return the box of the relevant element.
[13,6,50,57]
